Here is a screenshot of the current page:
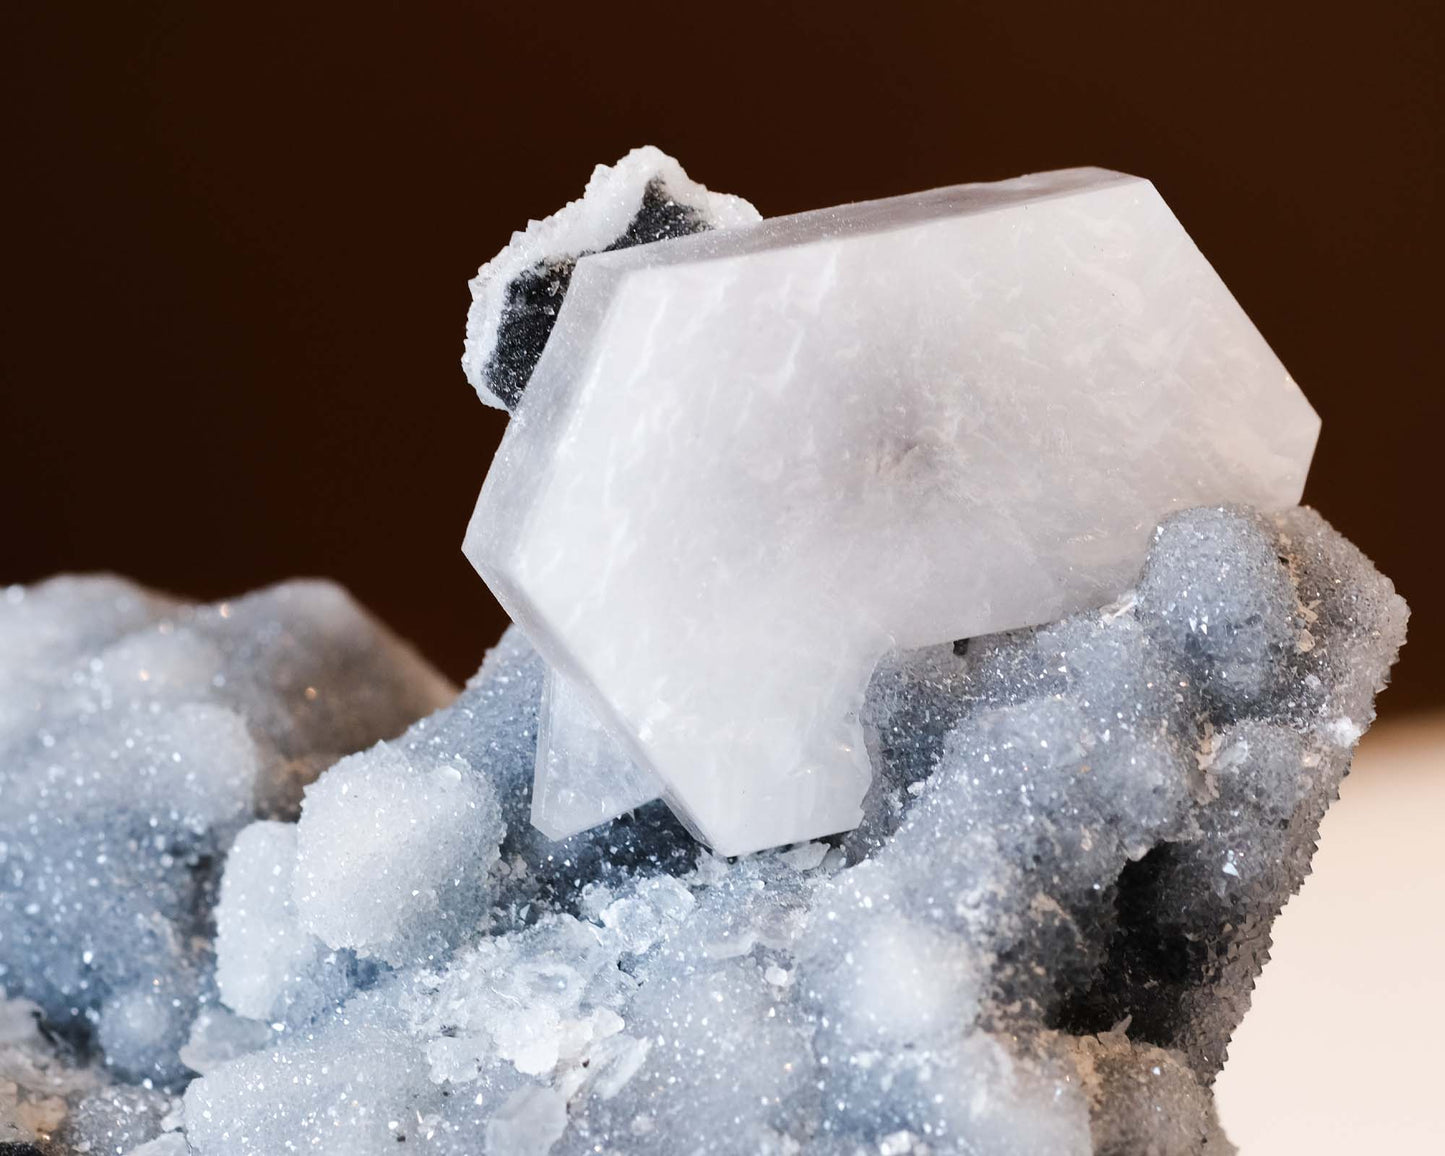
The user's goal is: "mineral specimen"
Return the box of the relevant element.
[463,158,1321,855]
[1,152,1408,1155]
[0,503,1406,1154]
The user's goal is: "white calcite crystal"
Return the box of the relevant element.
[213,821,357,1025]
[464,162,1320,854]
[292,741,504,965]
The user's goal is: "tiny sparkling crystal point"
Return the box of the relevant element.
[464,167,1319,855]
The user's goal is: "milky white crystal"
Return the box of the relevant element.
[292,742,503,964]
[465,167,1319,855]
[531,668,662,839]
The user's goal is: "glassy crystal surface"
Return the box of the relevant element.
[531,668,662,840]
[464,167,1320,854]
[0,507,1408,1153]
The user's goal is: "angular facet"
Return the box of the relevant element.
[531,668,662,840]
[464,167,1319,855]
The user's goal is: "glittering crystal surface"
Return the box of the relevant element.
[462,146,759,411]
[0,507,1409,1153]
[464,167,1320,854]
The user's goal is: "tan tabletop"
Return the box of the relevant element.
[1215,713,1445,1151]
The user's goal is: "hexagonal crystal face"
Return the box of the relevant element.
[465,167,1318,856]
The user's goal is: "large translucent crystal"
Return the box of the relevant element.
[465,167,1319,855]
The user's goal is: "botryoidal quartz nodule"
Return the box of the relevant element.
[0,504,1407,1154]
[1,148,1408,1153]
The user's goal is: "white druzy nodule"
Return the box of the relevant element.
[462,145,760,411]
[464,166,1320,855]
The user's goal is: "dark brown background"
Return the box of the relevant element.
[3,3,1441,717]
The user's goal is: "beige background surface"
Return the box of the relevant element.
[1215,714,1445,1150]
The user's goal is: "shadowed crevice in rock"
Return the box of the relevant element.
[1053,842,1206,1045]
[483,257,576,410]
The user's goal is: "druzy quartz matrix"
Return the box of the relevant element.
[0,147,1407,1155]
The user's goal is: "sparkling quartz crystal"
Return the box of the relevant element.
[0,504,1407,1153]
[464,166,1319,855]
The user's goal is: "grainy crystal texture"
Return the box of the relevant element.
[464,167,1320,854]
[462,145,759,410]
[292,741,504,965]
[0,507,1408,1153]
[0,576,454,1112]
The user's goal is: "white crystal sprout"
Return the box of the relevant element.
[531,668,662,839]
[462,145,760,410]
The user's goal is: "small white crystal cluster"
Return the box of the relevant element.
[462,145,760,410]
[0,577,454,1150]
[1,505,1405,1154]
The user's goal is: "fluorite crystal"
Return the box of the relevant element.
[464,163,1319,854]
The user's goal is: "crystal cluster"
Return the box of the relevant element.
[463,154,1320,855]
[0,577,454,1148]
[0,150,1407,1154]
[0,505,1407,1153]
